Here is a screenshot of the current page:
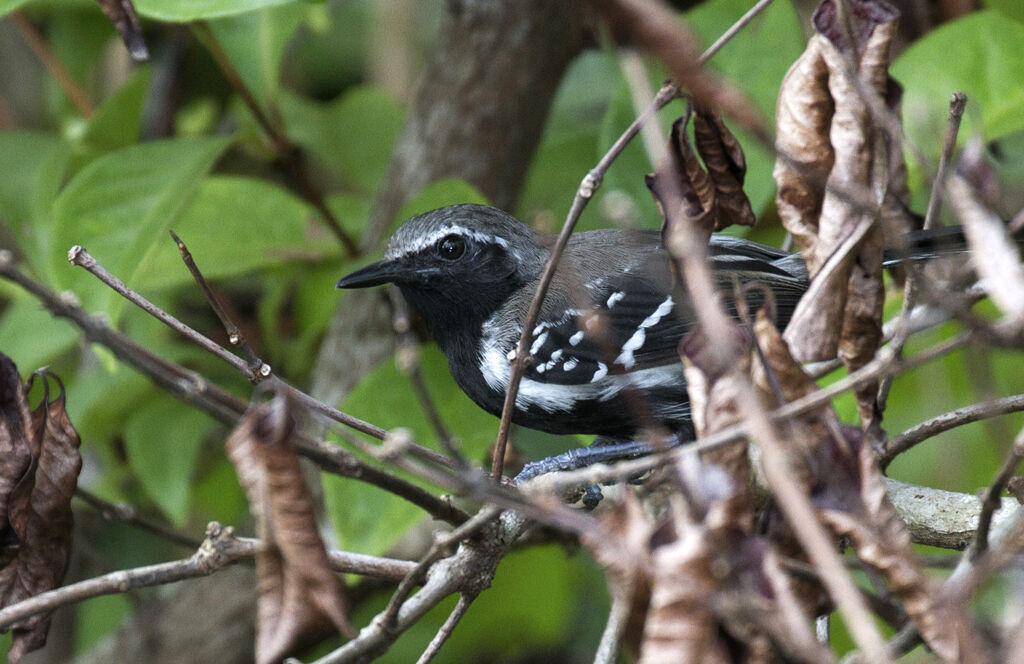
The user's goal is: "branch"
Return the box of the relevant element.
[0,522,417,632]
[0,251,465,526]
[881,393,1024,468]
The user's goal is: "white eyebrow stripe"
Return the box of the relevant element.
[385,226,508,259]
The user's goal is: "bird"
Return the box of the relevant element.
[335,204,819,450]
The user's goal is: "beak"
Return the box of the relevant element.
[335,259,407,289]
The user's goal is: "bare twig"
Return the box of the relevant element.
[922,92,967,230]
[876,92,968,420]
[74,488,202,550]
[169,229,264,373]
[189,22,359,256]
[414,592,478,664]
[593,583,634,664]
[68,245,270,383]
[1,251,466,525]
[491,0,778,479]
[971,428,1024,558]
[882,393,1024,468]
[389,288,463,464]
[0,522,417,632]
[9,11,94,117]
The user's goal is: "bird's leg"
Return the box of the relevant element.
[513,435,683,509]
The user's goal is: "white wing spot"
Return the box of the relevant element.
[569,331,584,346]
[563,357,578,371]
[615,296,675,370]
[529,330,549,356]
[606,291,625,308]
[591,362,608,382]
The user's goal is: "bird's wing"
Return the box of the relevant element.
[521,236,808,386]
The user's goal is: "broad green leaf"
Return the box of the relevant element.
[0,295,79,370]
[395,178,488,224]
[76,66,151,157]
[207,3,306,104]
[124,397,212,525]
[518,129,600,227]
[686,0,803,123]
[0,131,70,269]
[49,136,230,312]
[133,175,335,290]
[893,10,1024,157]
[325,346,498,554]
[984,0,1024,24]
[131,0,296,22]
[279,86,405,195]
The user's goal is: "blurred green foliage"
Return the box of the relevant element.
[1,0,1024,660]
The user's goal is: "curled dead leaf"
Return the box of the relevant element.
[0,355,82,664]
[226,395,353,664]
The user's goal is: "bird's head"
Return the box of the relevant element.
[336,204,548,341]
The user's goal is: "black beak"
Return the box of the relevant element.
[335,259,406,289]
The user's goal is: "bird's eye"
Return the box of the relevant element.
[437,235,466,260]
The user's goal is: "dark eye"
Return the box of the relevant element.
[437,235,466,260]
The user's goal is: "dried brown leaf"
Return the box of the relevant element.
[679,324,755,529]
[226,396,353,664]
[588,0,766,137]
[95,0,149,61]
[815,435,971,661]
[0,359,82,664]
[693,109,756,230]
[774,0,897,422]
[647,116,712,239]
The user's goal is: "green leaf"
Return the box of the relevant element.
[76,66,152,157]
[686,0,803,124]
[0,131,70,269]
[124,397,212,525]
[518,129,599,226]
[0,295,79,370]
[686,0,803,216]
[133,175,335,291]
[49,136,231,312]
[893,10,1024,155]
[131,0,297,22]
[324,346,498,554]
[0,0,31,18]
[279,86,405,195]
[207,3,307,104]
[984,0,1024,24]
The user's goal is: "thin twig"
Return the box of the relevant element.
[0,522,417,632]
[971,428,1024,558]
[881,393,1024,468]
[523,332,971,496]
[414,592,478,664]
[74,488,202,550]
[922,92,967,230]
[9,11,94,117]
[380,506,501,628]
[189,22,359,257]
[1,251,466,525]
[389,288,463,464]
[69,245,268,383]
[876,92,968,417]
[593,583,633,664]
[169,229,264,373]
[491,0,778,479]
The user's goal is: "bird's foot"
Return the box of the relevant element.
[513,436,681,509]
